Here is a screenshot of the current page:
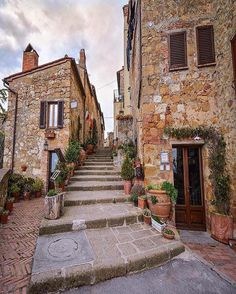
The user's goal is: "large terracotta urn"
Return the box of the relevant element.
[147,190,171,221]
[124,180,132,195]
[87,144,94,155]
[211,212,233,244]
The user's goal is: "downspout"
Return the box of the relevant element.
[3,79,18,171]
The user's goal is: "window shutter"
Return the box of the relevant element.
[39,101,46,129]
[197,25,215,66]
[169,31,187,70]
[57,101,64,128]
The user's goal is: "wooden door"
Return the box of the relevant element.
[172,146,206,230]
[231,34,236,88]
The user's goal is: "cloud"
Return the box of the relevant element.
[0,0,128,133]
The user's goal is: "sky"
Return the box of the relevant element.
[0,0,128,135]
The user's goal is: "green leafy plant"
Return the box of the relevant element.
[164,126,231,215]
[151,215,164,224]
[2,210,9,215]
[9,173,25,193]
[131,192,138,203]
[163,228,174,235]
[24,177,35,192]
[9,184,20,194]
[85,138,95,146]
[56,162,69,182]
[55,176,64,185]
[151,195,158,205]
[32,178,44,192]
[139,195,147,200]
[65,140,81,163]
[118,140,136,159]
[121,155,134,181]
[145,184,161,191]
[161,181,178,203]
[143,209,151,217]
[47,190,57,197]
[92,119,98,146]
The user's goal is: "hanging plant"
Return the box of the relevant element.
[164,126,231,215]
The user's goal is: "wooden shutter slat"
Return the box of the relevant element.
[197,26,215,66]
[57,101,64,128]
[169,32,187,70]
[39,101,46,129]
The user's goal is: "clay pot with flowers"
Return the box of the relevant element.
[138,195,147,209]
[1,210,9,224]
[32,178,44,198]
[9,184,21,202]
[162,228,175,240]
[6,198,14,214]
[121,155,134,195]
[143,209,151,225]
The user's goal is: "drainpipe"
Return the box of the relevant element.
[3,79,18,172]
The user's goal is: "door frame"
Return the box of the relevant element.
[173,144,206,231]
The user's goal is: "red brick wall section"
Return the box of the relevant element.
[22,52,38,72]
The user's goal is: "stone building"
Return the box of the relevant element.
[3,44,104,190]
[126,0,236,233]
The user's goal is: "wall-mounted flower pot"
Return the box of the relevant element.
[211,212,233,244]
[124,180,132,195]
[21,165,27,172]
[45,130,56,139]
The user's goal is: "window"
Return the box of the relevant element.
[169,31,187,70]
[39,101,64,129]
[196,25,215,66]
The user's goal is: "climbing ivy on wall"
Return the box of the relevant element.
[164,126,231,215]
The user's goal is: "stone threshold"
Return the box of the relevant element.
[29,226,185,294]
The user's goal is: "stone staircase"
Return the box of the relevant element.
[30,148,184,293]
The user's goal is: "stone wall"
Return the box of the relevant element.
[128,0,236,230]
[0,169,10,211]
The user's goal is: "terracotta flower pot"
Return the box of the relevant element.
[163,230,175,240]
[143,215,151,225]
[1,214,8,224]
[211,212,233,244]
[138,198,147,209]
[87,144,94,155]
[124,180,132,195]
[6,202,13,213]
[147,190,171,221]
[13,192,20,202]
[59,182,65,192]
[35,191,42,198]
[21,165,27,172]
[24,192,31,201]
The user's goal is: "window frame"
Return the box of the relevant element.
[47,102,59,129]
[168,31,188,72]
[196,25,216,68]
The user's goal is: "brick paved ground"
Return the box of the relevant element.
[180,231,236,284]
[0,198,44,294]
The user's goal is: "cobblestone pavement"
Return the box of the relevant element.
[180,230,236,284]
[0,198,44,294]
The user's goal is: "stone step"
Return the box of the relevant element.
[64,190,127,206]
[75,170,120,176]
[30,225,184,294]
[66,181,124,191]
[79,166,115,171]
[86,158,113,162]
[70,175,122,182]
[39,203,142,235]
[88,157,112,160]
[84,162,114,166]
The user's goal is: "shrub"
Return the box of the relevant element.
[47,190,57,197]
[121,155,134,181]
[9,183,20,194]
[32,178,44,192]
[161,181,178,203]
[65,140,81,163]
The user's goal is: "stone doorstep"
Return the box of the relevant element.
[75,171,120,176]
[65,197,127,207]
[29,229,185,294]
[66,184,124,192]
[84,162,114,165]
[70,177,122,182]
[79,166,115,170]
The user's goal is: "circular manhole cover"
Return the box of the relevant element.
[48,238,79,261]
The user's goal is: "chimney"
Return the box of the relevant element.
[22,43,39,72]
[79,49,86,69]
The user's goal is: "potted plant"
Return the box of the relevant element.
[1,210,9,224]
[44,190,62,220]
[55,162,69,192]
[9,184,20,202]
[162,228,175,240]
[211,175,233,244]
[65,140,81,170]
[146,182,177,221]
[143,209,151,225]
[138,195,147,209]
[23,184,32,200]
[151,214,166,232]
[121,155,134,194]
[131,192,138,207]
[85,138,95,155]
[32,178,44,198]
[6,198,14,214]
